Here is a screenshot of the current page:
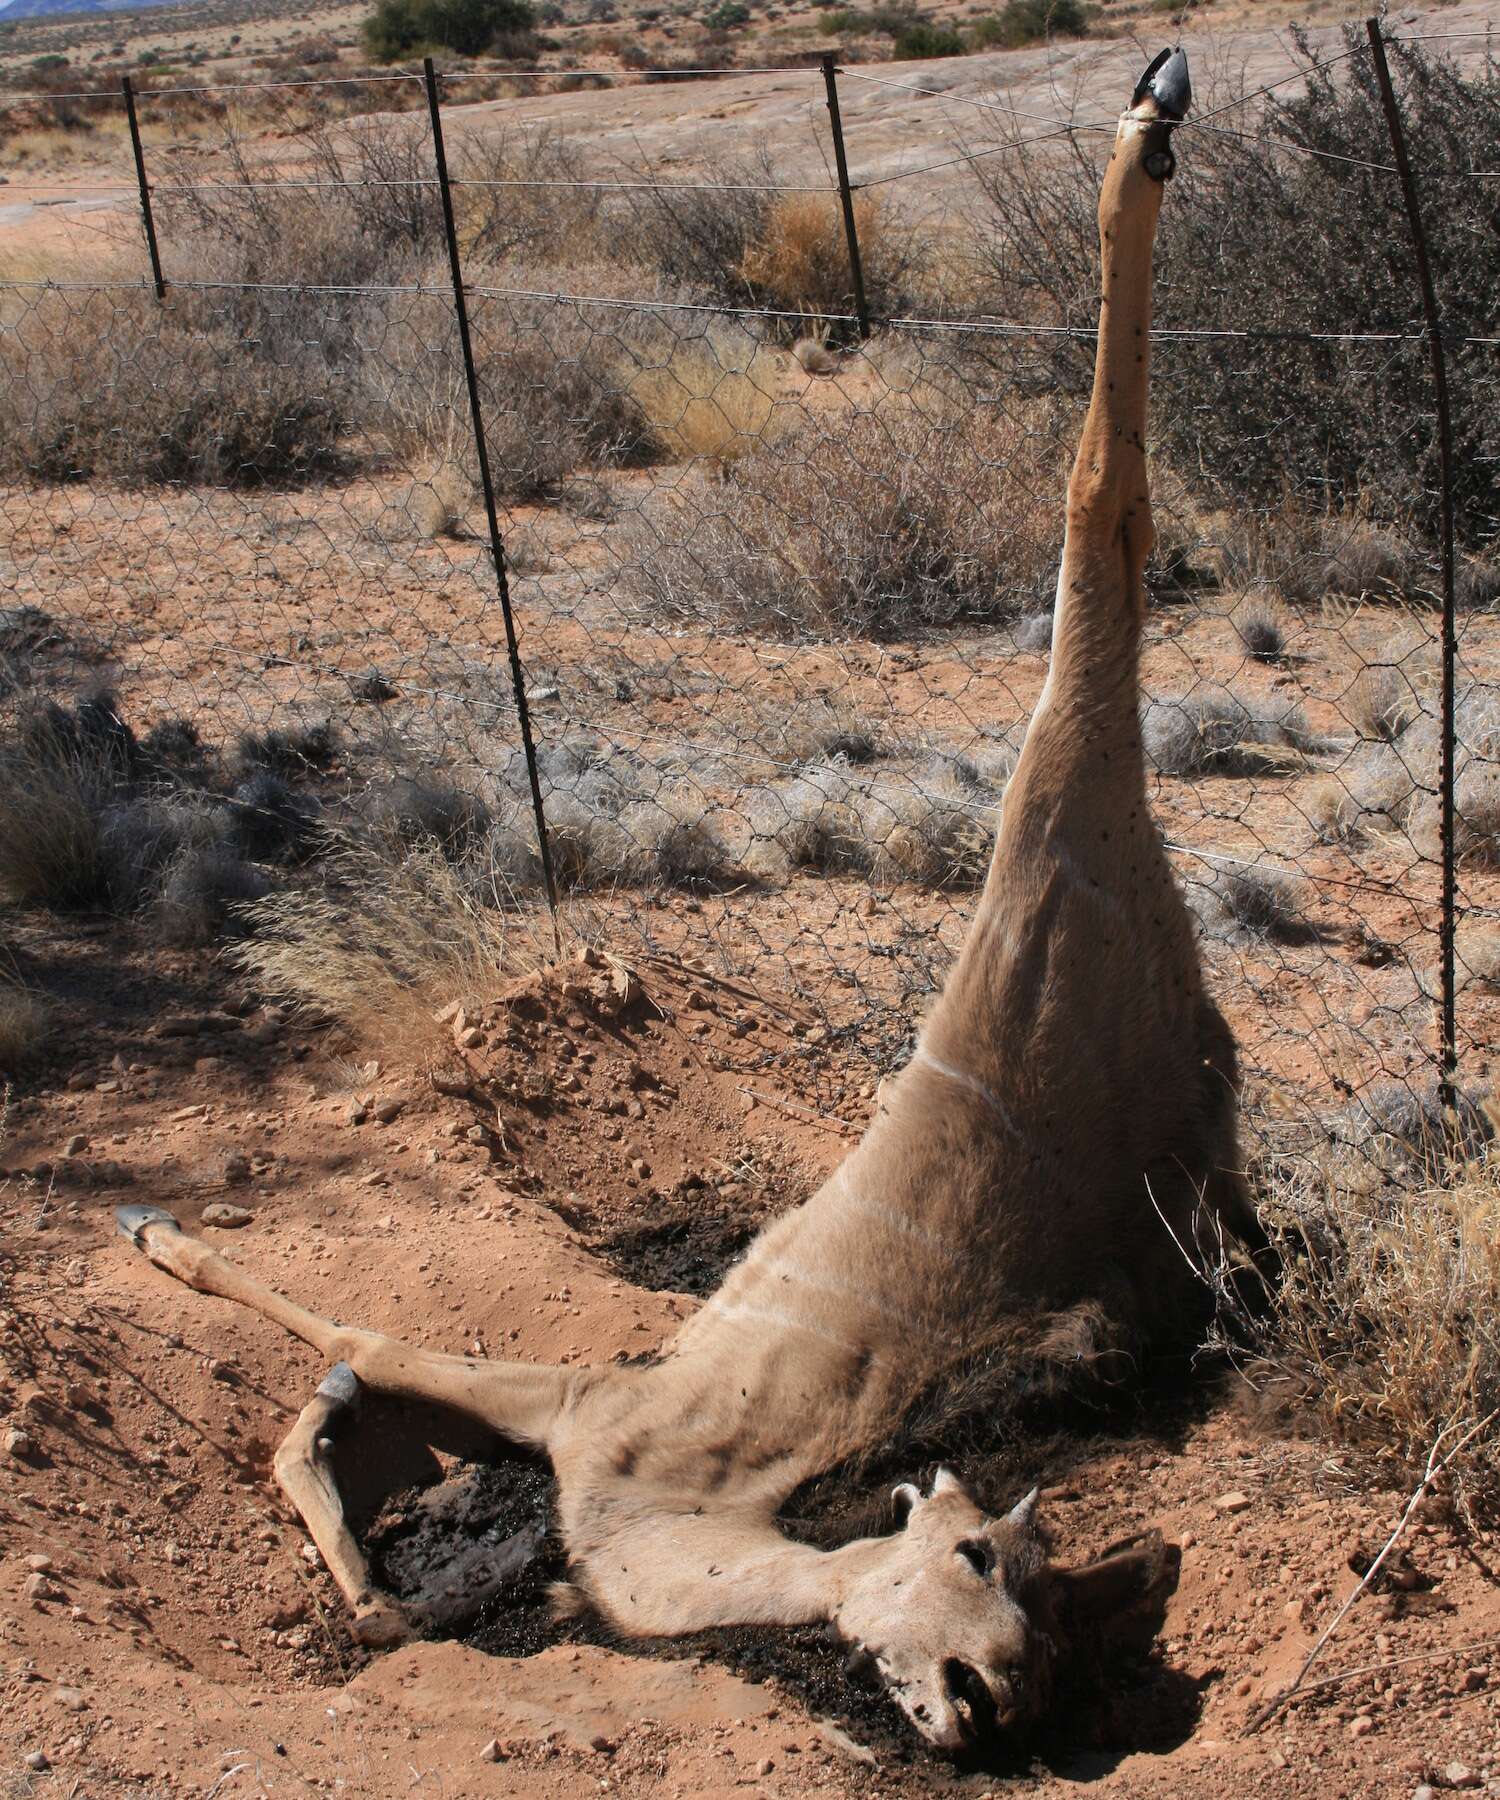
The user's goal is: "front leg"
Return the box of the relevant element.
[276,1363,411,1646]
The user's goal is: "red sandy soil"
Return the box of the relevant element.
[4,941,1500,1798]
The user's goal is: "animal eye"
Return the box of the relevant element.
[957,1539,995,1578]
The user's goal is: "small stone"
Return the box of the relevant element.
[756,1758,776,1776]
[1214,1491,1252,1514]
[373,1097,404,1124]
[63,1134,88,1156]
[346,1101,368,1126]
[53,1687,86,1712]
[1413,1786,1436,1800]
[172,1103,206,1119]
[207,1359,237,1384]
[1446,1765,1481,1790]
[630,1158,651,1180]
[23,1572,61,1601]
[589,1734,615,1755]
[24,1752,48,1772]
[434,1001,465,1027]
[1348,1716,1374,1738]
[222,1152,251,1186]
[6,1428,36,1461]
[202,1202,252,1228]
[25,1553,53,1573]
[457,1027,484,1050]
[479,1739,506,1763]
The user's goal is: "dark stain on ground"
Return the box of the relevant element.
[557,1185,764,1296]
[358,1384,1208,1777]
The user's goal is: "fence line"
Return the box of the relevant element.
[1,31,1494,1179]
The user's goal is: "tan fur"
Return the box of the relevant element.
[122,68,1247,1754]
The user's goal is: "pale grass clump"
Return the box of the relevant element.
[1219,1149,1500,1522]
[1142,687,1320,777]
[1457,922,1500,993]
[0,971,49,1072]
[629,339,780,469]
[735,193,884,324]
[232,832,557,1055]
[373,462,473,542]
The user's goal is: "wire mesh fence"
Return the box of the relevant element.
[1,26,1497,1191]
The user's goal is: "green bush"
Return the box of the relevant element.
[892,20,964,57]
[703,0,749,23]
[968,0,1088,49]
[362,0,537,61]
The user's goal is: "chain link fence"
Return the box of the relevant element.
[2,26,1497,1186]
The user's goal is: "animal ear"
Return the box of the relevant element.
[931,1466,965,1497]
[891,1482,921,1522]
[1004,1486,1040,1531]
[1047,1530,1178,1637]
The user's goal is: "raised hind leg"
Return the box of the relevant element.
[117,1204,578,1642]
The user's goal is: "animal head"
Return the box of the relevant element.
[831,1469,1174,1754]
[831,1468,1052,1752]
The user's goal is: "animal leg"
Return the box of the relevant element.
[115,1204,581,1445]
[275,1362,411,1645]
[119,1204,580,1643]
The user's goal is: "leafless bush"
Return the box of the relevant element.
[0,287,351,488]
[764,699,882,768]
[360,778,492,856]
[1216,1149,1500,1523]
[1142,687,1319,777]
[626,403,1061,638]
[1346,660,1426,743]
[0,697,125,906]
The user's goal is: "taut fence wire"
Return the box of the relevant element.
[1,25,1497,1195]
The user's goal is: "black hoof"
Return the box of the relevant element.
[115,1203,181,1246]
[1134,45,1191,122]
[317,1362,361,1408]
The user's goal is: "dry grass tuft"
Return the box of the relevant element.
[1011,611,1054,655]
[629,340,780,469]
[1231,597,1291,664]
[0,971,49,1073]
[1219,1151,1500,1523]
[735,193,883,324]
[1190,862,1312,943]
[1142,687,1319,777]
[0,697,132,907]
[1458,922,1500,993]
[232,831,557,1053]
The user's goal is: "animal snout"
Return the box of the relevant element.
[942,1658,1004,1743]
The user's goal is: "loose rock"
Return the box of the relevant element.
[202,1203,252,1228]
[222,1152,251,1186]
[1214,1491,1252,1514]
[479,1739,506,1763]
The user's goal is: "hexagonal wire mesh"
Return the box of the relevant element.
[1,29,1497,1199]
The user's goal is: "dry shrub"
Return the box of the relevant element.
[381,291,660,502]
[0,287,351,488]
[157,848,271,949]
[371,463,473,542]
[1142,687,1319,777]
[1220,1150,1500,1522]
[1313,686,1500,864]
[0,698,129,906]
[232,832,555,1052]
[1011,611,1054,655]
[626,403,1061,638]
[1347,660,1426,743]
[764,698,882,768]
[629,339,780,469]
[735,193,882,326]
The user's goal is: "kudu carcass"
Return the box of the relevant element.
[119,48,1257,1753]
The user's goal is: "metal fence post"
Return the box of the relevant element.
[121,75,166,301]
[422,55,562,952]
[820,54,871,340]
[1365,19,1458,1113]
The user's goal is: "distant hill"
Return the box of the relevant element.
[0,0,200,18]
